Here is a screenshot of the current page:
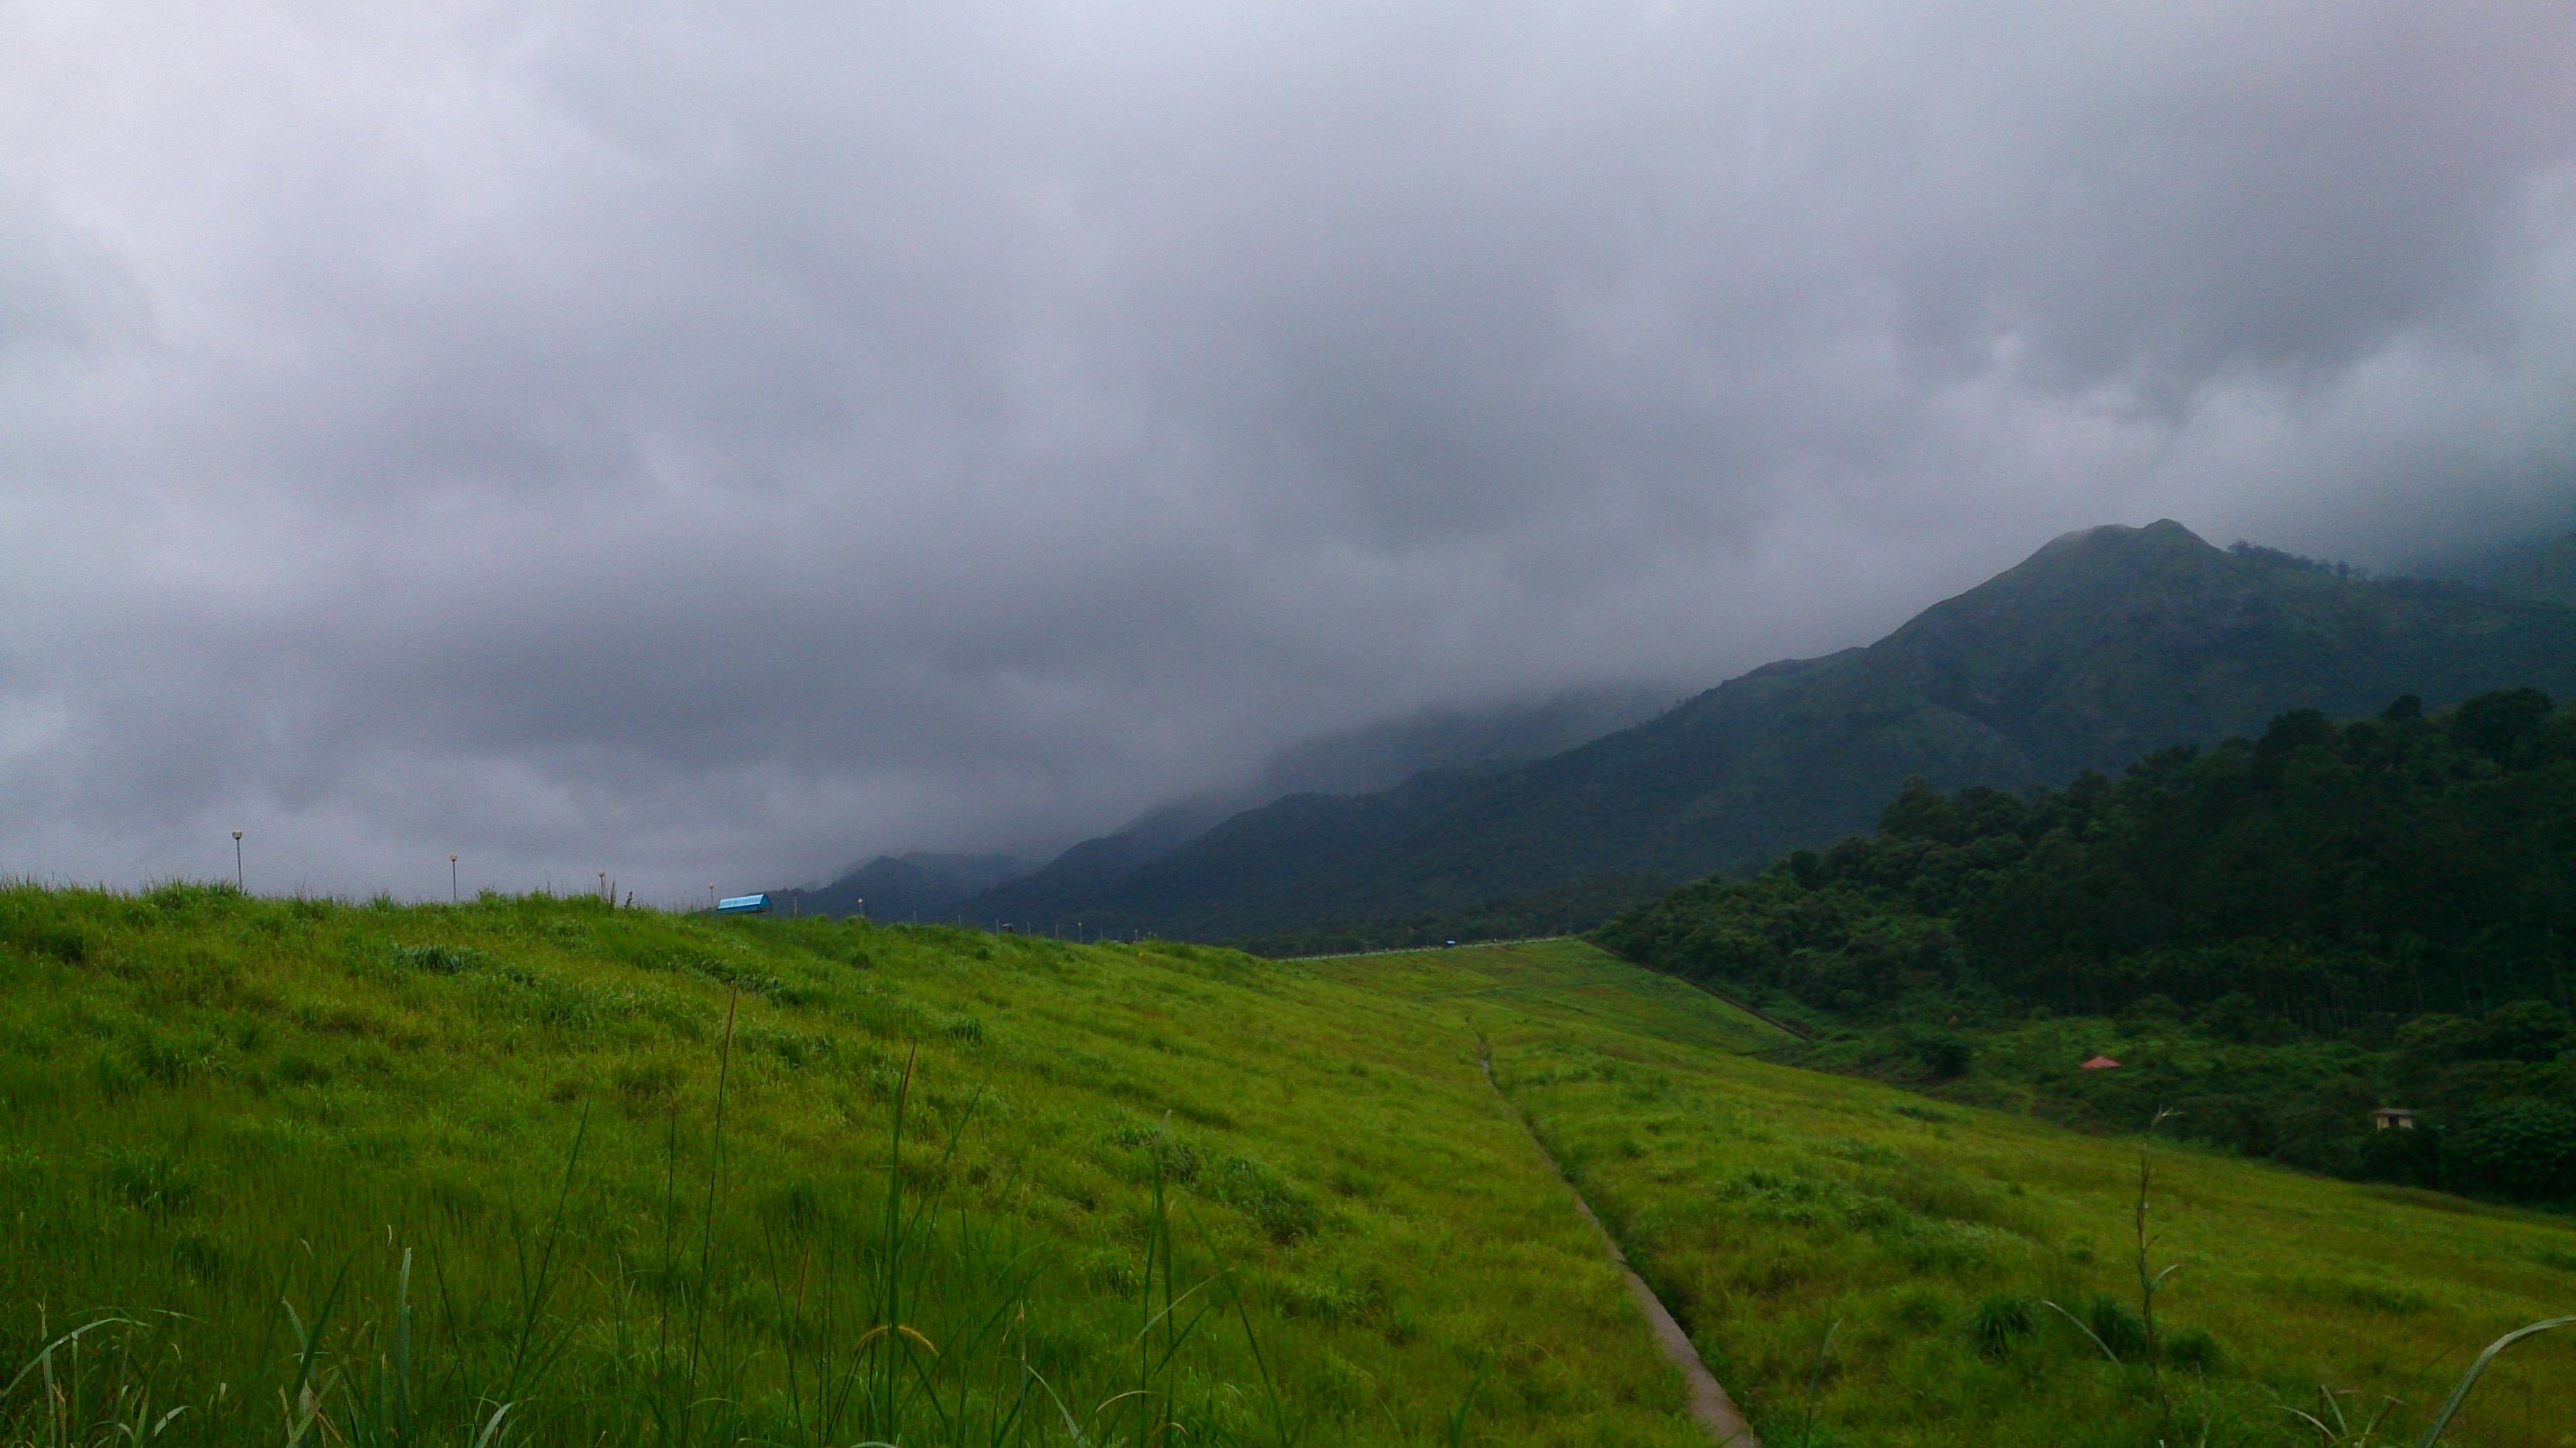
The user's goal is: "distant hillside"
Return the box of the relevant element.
[1594,689,2576,1202]
[955,800,1235,932]
[1017,520,2576,943]
[786,850,1031,920]
[963,683,1672,930]
[1253,685,1677,796]
[2422,528,2576,607]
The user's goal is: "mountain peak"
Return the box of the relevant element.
[975,521,2576,945]
[1897,519,2225,636]
[2033,517,2209,558]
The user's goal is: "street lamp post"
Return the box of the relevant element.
[232,831,244,891]
[450,855,459,903]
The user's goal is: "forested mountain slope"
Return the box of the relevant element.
[963,684,1672,930]
[2426,528,2576,607]
[1596,689,2576,1202]
[789,689,1667,930]
[787,850,1034,920]
[1004,520,2576,942]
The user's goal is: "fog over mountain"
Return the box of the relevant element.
[4,3,2574,901]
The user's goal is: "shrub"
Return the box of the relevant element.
[610,1060,679,1113]
[93,1146,201,1216]
[1910,1031,1972,1079]
[31,924,91,964]
[2084,1294,2150,1360]
[2466,999,2572,1062]
[1205,1153,1320,1243]
[2119,994,2182,1026]
[2449,1097,2576,1202]
[390,942,481,974]
[1888,1284,1952,1331]
[1971,1293,2035,1358]
[2200,991,2262,1042]
[274,1052,331,1085]
[2163,1324,2226,1374]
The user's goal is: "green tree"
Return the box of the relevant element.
[2449,1098,2576,1201]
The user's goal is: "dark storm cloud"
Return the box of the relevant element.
[3,1,2573,899]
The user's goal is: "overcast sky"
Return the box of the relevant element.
[5,2,2573,901]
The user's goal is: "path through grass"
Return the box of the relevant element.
[1319,940,2576,1447]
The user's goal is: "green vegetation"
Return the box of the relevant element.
[967,521,2576,948]
[2427,529,2576,609]
[957,685,1678,940]
[1229,876,1673,961]
[0,886,1702,1447]
[1331,941,2576,1447]
[1596,689,2576,1206]
[787,852,1034,924]
[7,890,2569,1445]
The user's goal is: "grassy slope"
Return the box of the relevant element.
[0,887,1701,1447]
[1344,942,2576,1447]
[9,892,2573,1447]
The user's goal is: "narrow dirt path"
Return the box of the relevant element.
[1478,1047,1762,1446]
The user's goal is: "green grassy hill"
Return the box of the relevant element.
[3,894,2569,1446]
[971,522,2576,946]
[1417,943,2576,1448]
[0,887,1699,1448]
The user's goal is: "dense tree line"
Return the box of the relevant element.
[1594,690,2576,1205]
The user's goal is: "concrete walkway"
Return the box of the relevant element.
[1479,1050,1762,1445]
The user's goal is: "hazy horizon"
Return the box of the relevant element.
[7,3,2575,901]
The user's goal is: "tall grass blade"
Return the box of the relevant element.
[1,1319,137,1409]
[682,986,742,1448]
[1186,1201,1296,1448]
[501,1106,591,1413]
[2039,1299,2119,1364]
[1444,1359,1488,1448]
[1799,1318,1840,1448]
[2412,1317,2575,1448]
[284,1252,361,1448]
[392,1245,415,1443]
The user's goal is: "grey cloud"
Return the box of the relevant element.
[3,1,2573,900]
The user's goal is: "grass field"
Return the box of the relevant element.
[0,887,1701,1447]
[3,890,2571,1446]
[1334,940,2576,1447]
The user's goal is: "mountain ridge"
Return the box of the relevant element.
[786,850,1033,921]
[969,520,2576,943]
[2421,527,2576,608]
[956,683,1674,928]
